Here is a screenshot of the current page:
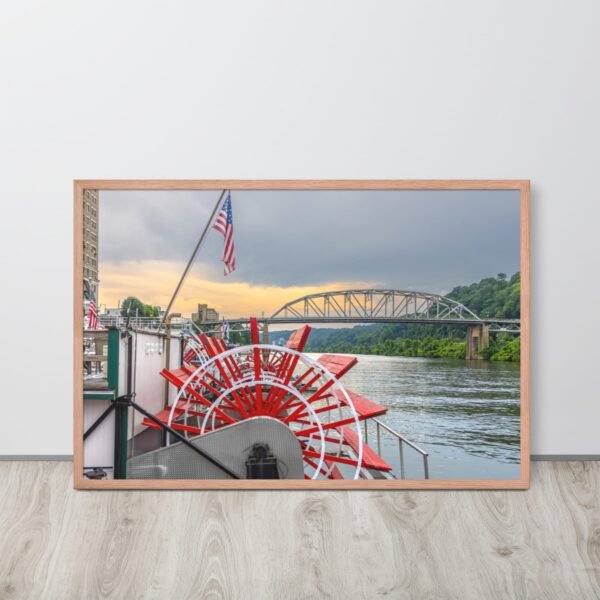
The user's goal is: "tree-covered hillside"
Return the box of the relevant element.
[446,272,520,319]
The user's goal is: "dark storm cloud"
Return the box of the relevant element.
[98,191,219,262]
[99,189,520,294]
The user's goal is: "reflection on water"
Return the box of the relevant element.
[316,354,521,480]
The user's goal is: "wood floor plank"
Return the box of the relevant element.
[0,462,598,599]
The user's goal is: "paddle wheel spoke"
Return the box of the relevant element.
[265,349,304,415]
[302,455,334,478]
[209,357,251,418]
[294,415,358,438]
[283,380,335,424]
[181,385,237,426]
[303,450,360,468]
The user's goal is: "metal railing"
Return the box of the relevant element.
[364,418,429,479]
[99,316,194,331]
[99,316,161,329]
[83,330,108,388]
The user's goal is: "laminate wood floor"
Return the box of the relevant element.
[0,461,598,599]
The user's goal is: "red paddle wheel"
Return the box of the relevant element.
[143,319,395,479]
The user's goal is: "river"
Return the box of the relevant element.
[315,354,521,480]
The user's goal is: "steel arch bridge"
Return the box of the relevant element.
[200,289,520,333]
[273,289,481,322]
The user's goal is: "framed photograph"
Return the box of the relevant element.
[74,180,530,489]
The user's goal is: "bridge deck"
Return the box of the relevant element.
[200,316,520,327]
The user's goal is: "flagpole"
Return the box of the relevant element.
[158,189,227,332]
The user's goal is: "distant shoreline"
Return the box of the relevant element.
[305,335,520,362]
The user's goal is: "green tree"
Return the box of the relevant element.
[121,297,159,317]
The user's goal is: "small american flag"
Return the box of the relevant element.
[89,290,98,330]
[212,192,236,275]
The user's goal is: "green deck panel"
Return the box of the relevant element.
[106,328,128,479]
[113,403,128,479]
[83,390,117,401]
[107,328,120,391]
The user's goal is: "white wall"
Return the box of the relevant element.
[131,332,182,437]
[82,331,181,469]
[1,1,599,456]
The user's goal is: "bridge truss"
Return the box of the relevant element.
[273,289,481,322]
[199,289,520,334]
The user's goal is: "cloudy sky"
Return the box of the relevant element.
[97,189,520,318]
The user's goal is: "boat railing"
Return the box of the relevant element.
[364,417,430,480]
[99,316,194,331]
[83,330,109,388]
[100,316,161,330]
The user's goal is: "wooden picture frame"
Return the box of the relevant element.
[74,180,530,490]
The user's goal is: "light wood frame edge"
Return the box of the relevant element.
[73,180,530,490]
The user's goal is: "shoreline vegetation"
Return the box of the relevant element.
[303,334,520,362]
[278,273,521,362]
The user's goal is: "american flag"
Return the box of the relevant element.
[212,191,236,275]
[89,290,98,330]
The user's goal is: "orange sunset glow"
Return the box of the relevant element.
[98,259,373,318]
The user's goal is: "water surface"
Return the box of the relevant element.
[315,354,521,480]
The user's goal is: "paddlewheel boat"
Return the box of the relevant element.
[124,318,429,481]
